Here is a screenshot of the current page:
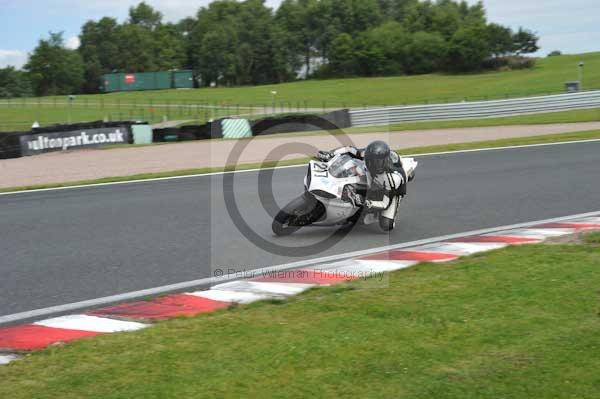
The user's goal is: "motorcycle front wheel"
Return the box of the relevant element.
[272,193,325,236]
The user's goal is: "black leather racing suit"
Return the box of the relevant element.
[320,146,407,231]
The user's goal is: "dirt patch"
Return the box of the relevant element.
[544,231,600,246]
[544,233,587,245]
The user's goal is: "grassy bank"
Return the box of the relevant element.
[0,51,599,131]
[1,237,599,398]
[2,129,600,194]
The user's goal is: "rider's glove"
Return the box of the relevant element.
[352,193,364,207]
[364,200,374,209]
[316,150,333,162]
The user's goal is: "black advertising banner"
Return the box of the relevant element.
[0,133,23,159]
[20,126,131,156]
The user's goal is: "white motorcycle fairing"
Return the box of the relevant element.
[304,155,369,225]
[271,153,418,236]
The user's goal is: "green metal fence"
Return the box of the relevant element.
[0,97,324,131]
[101,70,194,93]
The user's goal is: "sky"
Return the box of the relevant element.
[1,0,599,69]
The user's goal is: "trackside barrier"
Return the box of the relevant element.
[251,110,351,136]
[152,110,352,142]
[152,122,216,142]
[0,133,23,159]
[20,126,133,156]
[222,119,253,139]
[349,90,600,127]
[132,125,153,145]
[0,121,142,159]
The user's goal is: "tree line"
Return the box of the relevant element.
[1,0,540,97]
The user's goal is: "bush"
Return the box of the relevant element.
[403,32,447,74]
[484,56,536,71]
[0,67,33,98]
[548,50,562,57]
[326,33,358,77]
[356,22,410,76]
[507,56,536,69]
[445,25,490,72]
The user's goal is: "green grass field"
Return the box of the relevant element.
[0,52,599,131]
[1,236,599,398]
[0,104,250,132]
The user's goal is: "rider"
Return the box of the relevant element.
[317,141,407,231]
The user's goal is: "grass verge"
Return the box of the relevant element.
[583,231,600,245]
[2,129,600,194]
[395,128,600,155]
[1,241,599,398]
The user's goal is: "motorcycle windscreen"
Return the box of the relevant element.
[329,155,367,178]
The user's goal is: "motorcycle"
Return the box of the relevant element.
[272,153,418,236]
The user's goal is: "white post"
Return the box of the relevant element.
[271,91,277,116]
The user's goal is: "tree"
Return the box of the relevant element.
[153,24,187,71]
[270,26,299,82]
[446,24,490,72]
[512,27,539,55]
[79,7,186,92]
[189,0,283,86]
[128,2,162,30]
[25,32,84,95]
[176,17,198,66]
[356,22,410,76]
[0,67,33,98]
[403,1,435,33]
[20,0,541,93]
[429,0,462,39]
[79,17,120,92]
[197,28,238,86]
[327,33,357,76]
[403,31,447,74]
[377,0,417,22]
[115,24,157,72]
[460,0,486,25]
[332,0,382,35]
[235,0,282,85]
[275,0,328,77]
[404,0,486,39]
[486,23,513,58]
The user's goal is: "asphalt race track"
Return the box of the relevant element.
[1,141,599,316]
